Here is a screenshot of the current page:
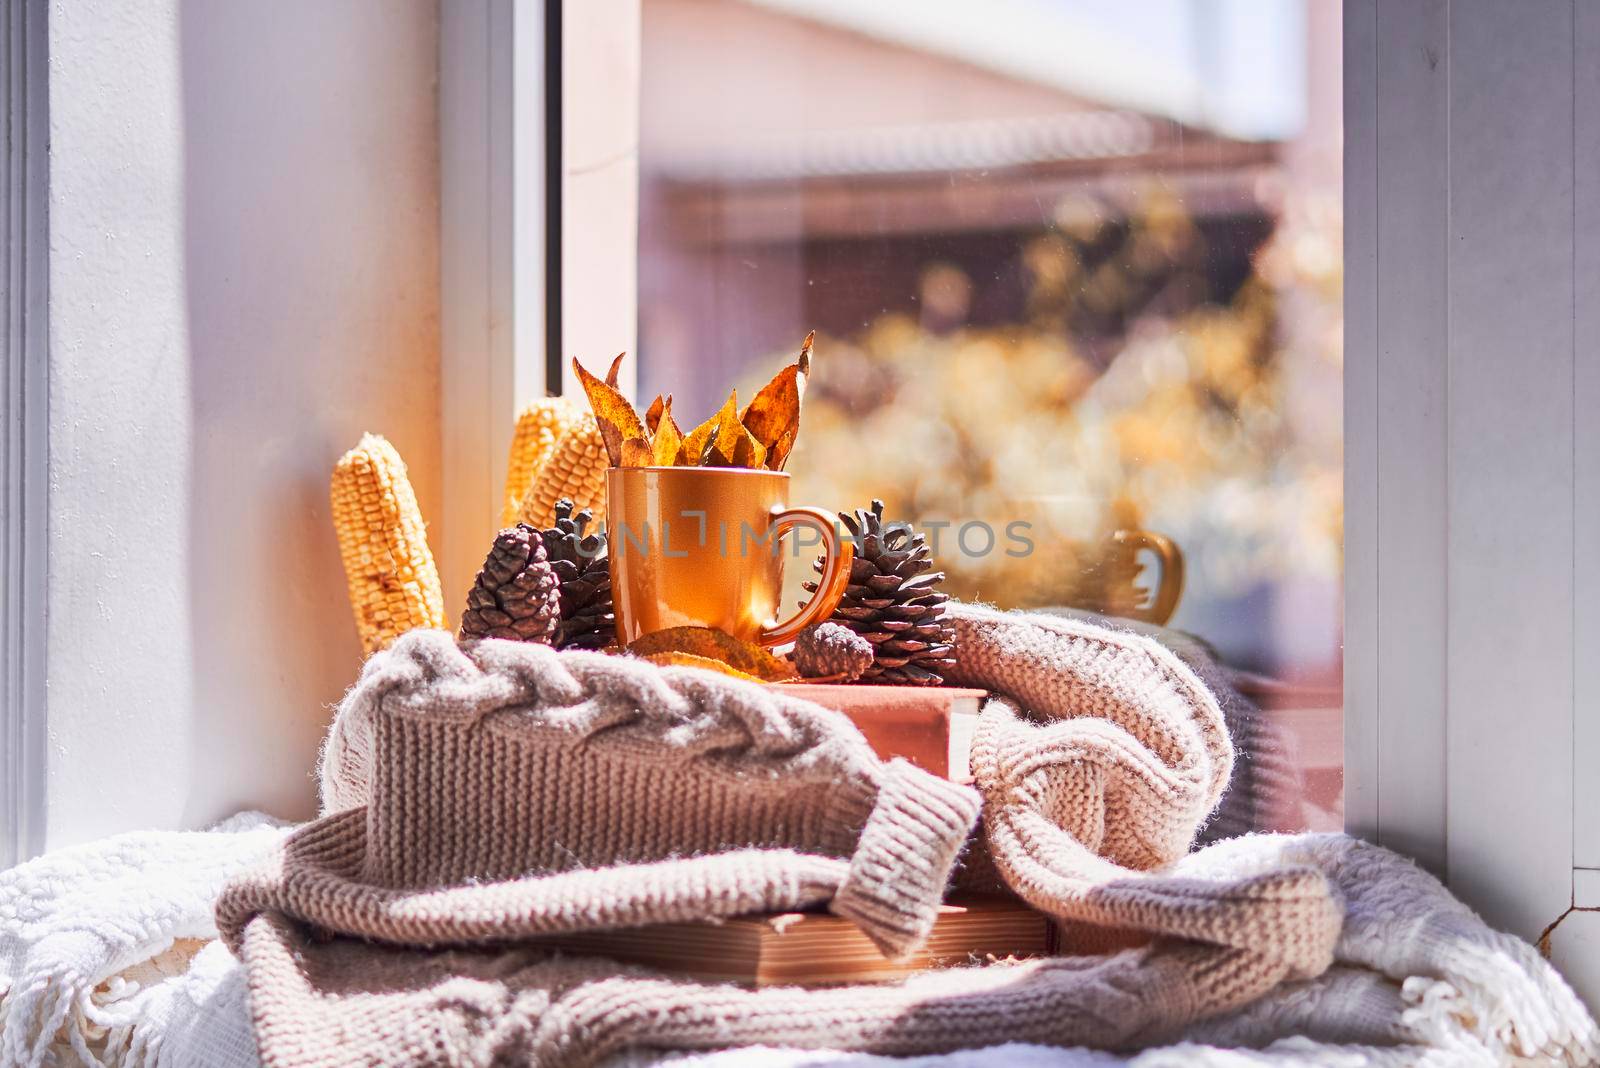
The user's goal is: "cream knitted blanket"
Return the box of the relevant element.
[3,825,1594,1066]
[214,604,1348,1066]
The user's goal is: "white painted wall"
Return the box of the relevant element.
[42,0,441,847]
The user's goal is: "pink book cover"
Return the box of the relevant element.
[772,685,987,781]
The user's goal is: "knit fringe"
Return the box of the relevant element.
[0,945,188,1067]
[0,970,80,1067]
[0,814,288,1068]
[92,967,174,1068]
[1396,937,1600,1064]
[0,964,134,1067]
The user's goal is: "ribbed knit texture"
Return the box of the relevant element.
[1027,606,1308,840]
[220,603,1347,1068]
[233,913,1235,1067]
[947,606,1340,983]
[225,632,980,960]
[10,826,1594,1067]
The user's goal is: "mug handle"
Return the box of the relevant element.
[759,505,854,647]
[1111,529,1185,626]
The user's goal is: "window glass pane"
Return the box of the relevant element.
[636,0,1342,833]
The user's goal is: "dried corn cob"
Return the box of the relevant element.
[502,396,585,526]
[330,433,446,655]
[517,413,608,529]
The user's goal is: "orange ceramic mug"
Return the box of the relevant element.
[606,467,854,647]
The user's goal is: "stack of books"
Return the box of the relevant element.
[543,898,1053,986]
[540,684,1063,987]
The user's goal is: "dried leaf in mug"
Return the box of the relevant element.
[619,437,655,467]
[645,394,666,434]
[652,397,685,466]
[678,392,736,466]
[739,331,812,471]
[705,391,766,468]
[637,650,761,682]
[731,425,767,469]
[604,352,626,388]
[572,356,646,467]
[626,626,797,681]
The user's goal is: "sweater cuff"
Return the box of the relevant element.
[830,759,982,958]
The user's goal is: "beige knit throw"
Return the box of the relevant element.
[218,603,1343,1067]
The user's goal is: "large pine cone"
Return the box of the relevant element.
[459,525,561,643]
[540,498,614,650]
[805,499,956,685]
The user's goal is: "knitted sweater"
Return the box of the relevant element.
[224,635,980,959]
[1027,606,1309,840]
[217,603,1344,1067]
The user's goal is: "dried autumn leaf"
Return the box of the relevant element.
[652,397,684,466]
[604,352,626,388]
[573,356,647,467]
[619,437,655,467]
[730,425,767,469]
[626,626,797,681]
[678,392,736,466]
[638,651,761,682]
[705,390,764,468]
[739,331,812,471]
[645,394,665,434]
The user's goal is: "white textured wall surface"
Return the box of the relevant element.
[44,0,440,846]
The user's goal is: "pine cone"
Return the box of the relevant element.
[459,525,561,643]
[539,498,615,650]
[805,499,956,685]
[793,622,874,681]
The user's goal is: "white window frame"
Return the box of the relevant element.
[3,0,1594,996]
[1344,0,1600,987]
[438,0,638,602]
[439,0,551,605]
[1,0,49,869]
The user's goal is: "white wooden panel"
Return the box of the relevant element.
[1446,0,1575,941]
[441,0,499,613]
[1,0,49,865]
[562,0,640,395]
[1342,0,1379,842]
[441,0,549,611]
[1546,907,1600,1018]
[1373,0,1450,876]
[1345,0,1452,874]
[1573,0,1600,869]
[1574,868,1600,909]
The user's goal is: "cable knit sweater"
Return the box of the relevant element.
[217,603,1344,1067]
[224,635,981,960]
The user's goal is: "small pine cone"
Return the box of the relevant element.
[793,622,874,681]
[459,524,562,643]
[539,498,615,650]
[805,499,956,686]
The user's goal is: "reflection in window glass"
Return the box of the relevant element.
[637,0,1342,831]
